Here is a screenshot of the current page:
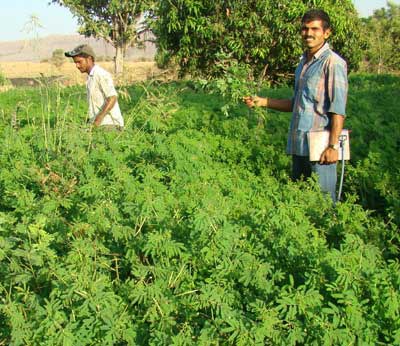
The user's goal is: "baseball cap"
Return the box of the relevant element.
[65,44,96,58]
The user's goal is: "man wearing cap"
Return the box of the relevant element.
[65,44,124,128]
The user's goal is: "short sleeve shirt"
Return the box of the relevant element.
[286,43,348,156]
[87,64,124,126]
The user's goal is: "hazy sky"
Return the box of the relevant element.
[0,0,399,42]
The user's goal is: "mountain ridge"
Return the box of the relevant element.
[0,34,156,62]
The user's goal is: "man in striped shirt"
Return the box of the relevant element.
[244,9,348,202]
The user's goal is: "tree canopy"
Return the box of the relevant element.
[51,0,152,74]
[153,0,363,83]
[360,2,400,73]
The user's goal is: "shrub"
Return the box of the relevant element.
[50,48,67,68]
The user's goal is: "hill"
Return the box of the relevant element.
[0,34,156,62]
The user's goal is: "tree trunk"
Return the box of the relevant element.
[114,45,124,75]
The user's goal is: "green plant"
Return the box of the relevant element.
[51,0,154,74]
[195,56,261,117]
[360,3,400,73]
[153,0,364,82]
[0,76,398,345]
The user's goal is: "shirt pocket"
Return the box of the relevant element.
[304,78,327,120]
[296,77,319,131]
[303,75,320,103]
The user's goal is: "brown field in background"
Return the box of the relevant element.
[0,61,172,86]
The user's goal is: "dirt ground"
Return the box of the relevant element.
[0,61,174,86]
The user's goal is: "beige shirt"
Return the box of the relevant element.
[86,65,124,126]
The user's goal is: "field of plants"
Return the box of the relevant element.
[0,74,399,345]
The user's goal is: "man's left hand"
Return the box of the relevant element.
[319,147,338,164]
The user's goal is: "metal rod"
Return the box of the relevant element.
[337,136,346,202]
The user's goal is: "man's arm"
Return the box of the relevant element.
[319,113,344,164]
[243,96,293,112]
[93,95,117,126]
[320,55,348,164]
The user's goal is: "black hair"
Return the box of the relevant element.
[301,9,331,30]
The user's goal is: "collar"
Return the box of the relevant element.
[313,42,330,59]
[88,64,98,77]
[302,42,330,62]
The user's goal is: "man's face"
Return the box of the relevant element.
[72,56,93,74]
[301,20,330,54]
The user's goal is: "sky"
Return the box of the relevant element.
[0,0,399,42]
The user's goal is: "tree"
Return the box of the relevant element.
[0,14,44,60]
[21,14,44,55]
[50,0,153,74]
[360,2,400,73]
[153,0,364,83]
[21,14,44,42]
[50,48,67,68]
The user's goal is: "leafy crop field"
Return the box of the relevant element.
[0,74,399,345]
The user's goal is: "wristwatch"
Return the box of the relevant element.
[328,143,339,150]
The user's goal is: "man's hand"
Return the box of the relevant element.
[319,147,338,164]
[93,119,102,127]
[92,96,117,127]
[320,113,344,164]
[243,96,268,108]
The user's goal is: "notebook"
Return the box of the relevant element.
[308,129,350,162]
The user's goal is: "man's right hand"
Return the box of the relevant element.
[243,96,268,108]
